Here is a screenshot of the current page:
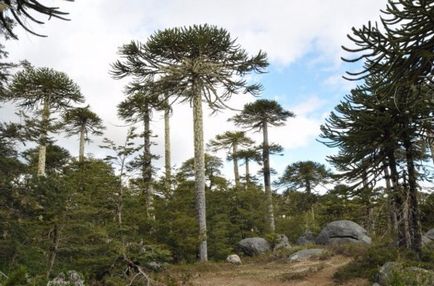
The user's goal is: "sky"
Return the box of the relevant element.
[2,0,389,189]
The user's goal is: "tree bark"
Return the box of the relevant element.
[192,80,208,262]
[403,136,421,254]
[245,158,250,188]
[383,164,398,234]
[78,125,85,162]
[386,149,406,247]
[362,171,375,234]
[38,97,50,176]
[164,103,172,186]
[47,224,62,279]
[232,144,240,188]
[143,105,153,218]
[262,121,275,233]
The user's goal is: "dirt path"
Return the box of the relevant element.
[190,255,369,286]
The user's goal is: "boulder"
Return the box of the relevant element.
[425,228,434,240]
[226,254,242,265]
[316,220,371,245]
[47,271,84,286]
[288,248,326,262]
[296,230,315,245]
[274,234,290,250]
[422,235,432,246]
[377,262,434,285]
[145,261,164,272]
[237,237,271,256]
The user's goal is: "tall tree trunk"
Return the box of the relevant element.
[262,122,275,233]
[245,158,250,188]
[362,171,375,234]
[38,97,50,176]
[386,149,406,247]
[383,163,398,234]
[78,125,85,162]
[403,136,422,254]
[305,178,311,194]
[47,224,62,279]
[232,144,240,188]
[143,105,153,218]
[164,103,172,186]
[192,80,207,262]
[427,130,434,165]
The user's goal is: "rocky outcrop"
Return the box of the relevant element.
[376,262,434,285]
[316,220,371,245]
[237,237,271,256]
[226,254,242,265]
[47,271,85,286]
[425,228,434,240]
[274,234,290,250]
[288,248,326,262]
[422,228,434,246]
[296,230,315,245]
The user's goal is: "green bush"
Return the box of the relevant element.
[333,244,399,283]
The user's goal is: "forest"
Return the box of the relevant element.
[1,0,434,285]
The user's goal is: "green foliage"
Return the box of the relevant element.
[0,0,71,39]
[231,99,294,130]
[333,244,398,282]
[1,266,28,286]
[277,161,331,194]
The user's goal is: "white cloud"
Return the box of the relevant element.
[2,0,388,180]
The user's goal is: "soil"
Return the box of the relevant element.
[184,255,369,286]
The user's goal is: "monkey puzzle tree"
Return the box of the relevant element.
[63,105,104,162]
[0,0,71,39]
[111,24,268,261]
[234,148,261,187]
[118,90,159,218]
[278,161,330,194]
[232,99,294,232]
[208,131,254,188]
[7,64,83,176]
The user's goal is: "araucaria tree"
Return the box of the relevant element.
[7,64,83,176]
[118,91,159,218]
[208,131,254,188]
[278,161,330,194]
[111,24,268,262]
[0,0,71,39]
[333,0,434,255]
[63,105,105,162]
[232,99,294,233]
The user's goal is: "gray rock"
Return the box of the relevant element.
[288,248,326,262]
[422,235,432,246]
[237,237,271,256]
[316,220,372,245]
[145,261,163,272]
[377,262,434,286]
[297,230,315,245]
[274,234,290,250]
[226,254,242,265]
[425,228,434,240]
[47,271,84,286]
[377,262,402,285]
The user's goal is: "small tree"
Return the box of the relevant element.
[278,161,330,194]
[232,99,294,233]
[208,131,254,188]
[234,148,261,187]
[118,91,159,218]
[63,105,105,162]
